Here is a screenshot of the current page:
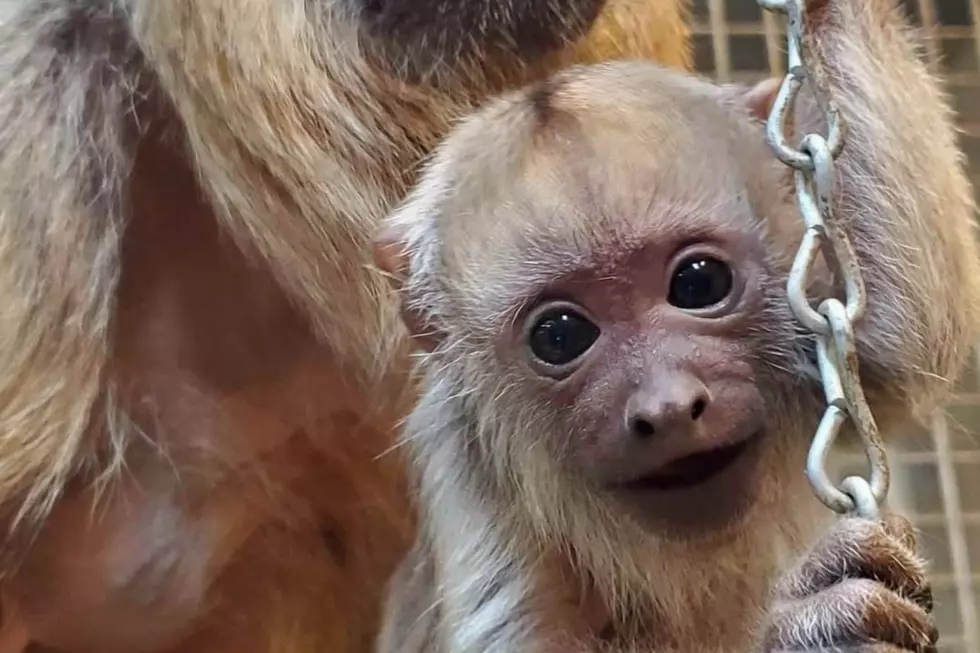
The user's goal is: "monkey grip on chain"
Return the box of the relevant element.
[758,0,890,521]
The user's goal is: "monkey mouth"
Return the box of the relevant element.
[617,435,758,492]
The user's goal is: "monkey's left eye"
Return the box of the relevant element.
[526,305,600,369]
[668,256,734,310]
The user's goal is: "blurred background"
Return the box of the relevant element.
[689,0,980,649]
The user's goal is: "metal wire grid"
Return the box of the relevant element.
[689,0,980,650]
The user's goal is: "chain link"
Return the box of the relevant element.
[758,0,890,520]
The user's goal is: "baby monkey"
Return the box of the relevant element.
[373,0,980,649]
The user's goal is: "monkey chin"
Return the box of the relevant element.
[605,430,766,535]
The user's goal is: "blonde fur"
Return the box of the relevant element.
[0,0,691,652]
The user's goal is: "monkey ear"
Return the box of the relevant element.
[372,227,443,352]
[723,77,783,123]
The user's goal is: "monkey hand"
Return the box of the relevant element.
[759,514,938,653]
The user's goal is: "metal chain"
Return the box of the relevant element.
[758,0,890,520]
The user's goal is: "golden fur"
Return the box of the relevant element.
[0,0,691,651]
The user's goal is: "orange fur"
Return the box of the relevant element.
[0,1,690,651]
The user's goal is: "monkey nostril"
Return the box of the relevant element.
[691,399,707,420]
[631,417,656,439]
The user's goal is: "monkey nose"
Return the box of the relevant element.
[625,377,710,440]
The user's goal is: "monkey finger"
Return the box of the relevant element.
[775,517,928,605]
[768,645,936,653]
[764,579,938,653]
[881,512,918,552]
[880,513,933,612]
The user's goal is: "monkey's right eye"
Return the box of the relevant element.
[526,305,600,369]
[668,255,734,311]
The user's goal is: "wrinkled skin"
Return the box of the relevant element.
[762,516,938,653]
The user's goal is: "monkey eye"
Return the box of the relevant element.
[526,303,600,369]
[668,255,734,311]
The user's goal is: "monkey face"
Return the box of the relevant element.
[500,229,774,529]
[352,0,606,81]
[378,62,805,532]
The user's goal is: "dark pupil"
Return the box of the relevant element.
[668,257,733,310]
[528,310,600,366]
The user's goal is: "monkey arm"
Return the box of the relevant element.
[376,533,441,653]
[405,398,548,653]
[392,391,598,653]
[793,0,980,425]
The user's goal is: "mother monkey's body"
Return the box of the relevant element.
[0,1,690,652]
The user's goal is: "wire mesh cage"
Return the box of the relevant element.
[689,0,980,650]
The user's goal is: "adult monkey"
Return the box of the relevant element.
[0,1,690,652]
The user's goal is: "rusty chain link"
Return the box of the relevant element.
[758,0,890,520]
